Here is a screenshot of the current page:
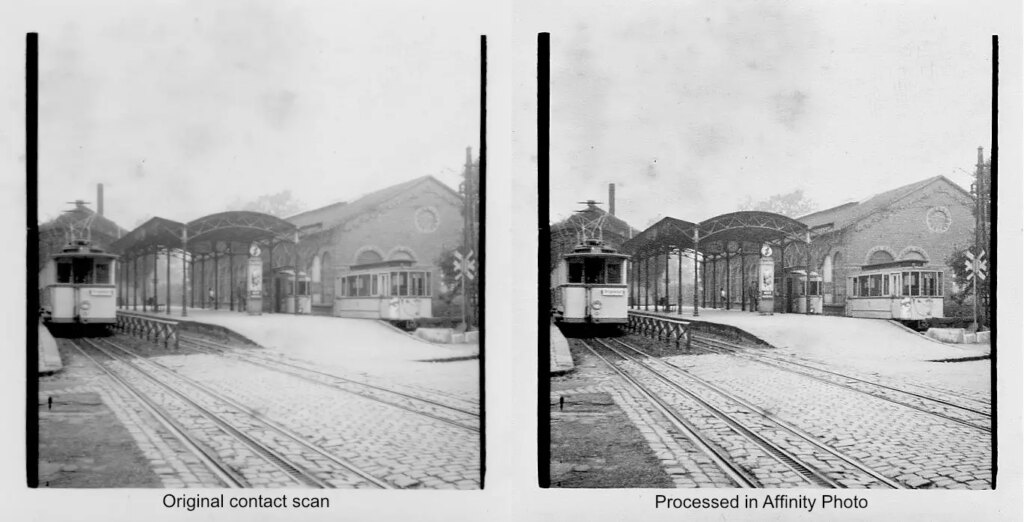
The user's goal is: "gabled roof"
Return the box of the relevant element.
[286,175,461,230]
[798,175,972,231]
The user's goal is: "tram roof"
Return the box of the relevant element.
[621,211,809,257]
[109,211,297,255]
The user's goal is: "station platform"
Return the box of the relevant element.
[38,322,62,374]
[629,306,990,391]
[550,324,574,375]
[119,306,479,395]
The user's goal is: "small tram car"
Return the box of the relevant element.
[782,268,823,314]
[272,268,312,314]
[552,238,630,325]
[845,259,944,323]
[39,239,119,328]
[334,259,433,324]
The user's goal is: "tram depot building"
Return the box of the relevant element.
[798,175,975,313]
[45,170,471,322]
[284,174,466,317]
[558,175,976,317]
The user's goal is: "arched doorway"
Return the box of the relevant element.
[821,253,834,304]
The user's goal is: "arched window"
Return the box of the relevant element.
[311,255,321,283]
[832,252,844,301]
[821,254,833,283]
[388,248,416,262]
[356,249,383,265]
[309,255,322,305]
[321,252,333,302]
[868,249,894,265]
[900,248,927,261]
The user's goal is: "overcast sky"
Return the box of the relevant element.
[30,0,488,227]
[535,0,998,227]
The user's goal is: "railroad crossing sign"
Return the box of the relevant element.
[964,250,987,282]
[454,250,476,281]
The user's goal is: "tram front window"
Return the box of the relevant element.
[72,258,94,284]
[584,258,605,284]
[567,262,584,283]
[606,262,622,284]
[94,263,110,284]
[57,261,73,283]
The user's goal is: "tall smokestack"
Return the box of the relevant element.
[608,183,616,216]
[97,183,104,216]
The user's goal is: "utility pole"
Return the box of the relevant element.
[972,146,989,331]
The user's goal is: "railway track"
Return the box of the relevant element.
[176,335,480,434]
[690,334,991,433]
[73,337,391,489]
[584,337,902,489]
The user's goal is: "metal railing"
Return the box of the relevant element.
[627,310,692,349]
[115,311,180,349]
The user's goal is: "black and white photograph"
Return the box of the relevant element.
[2,0,1023,520]
[26,1,483,494]
[539,1,1007,495]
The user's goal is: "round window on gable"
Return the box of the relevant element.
[414,207,440,233]
[926,206,951,233]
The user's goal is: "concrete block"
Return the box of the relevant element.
[926,328,965,344]
[976,331,990,343]
[450,333,466,344]
[963,332,976,344]
[414,327,453,343]
[464,330,479,343]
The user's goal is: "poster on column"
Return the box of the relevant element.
[248,257,262,299]
[759,260,774,297]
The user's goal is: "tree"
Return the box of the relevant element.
[231,190,306,218]
[738,190,818,218]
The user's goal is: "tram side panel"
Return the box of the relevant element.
[592,286,628,324]
[558,286,589,323]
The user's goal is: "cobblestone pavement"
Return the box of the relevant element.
[49,336,479,489]
[672,353,992,489]
[553,378,738,487]
[554,336,991,489]
[204,345,478,429]
[43,347,228,488]
[708,345,991,430]
[160,351,480,489]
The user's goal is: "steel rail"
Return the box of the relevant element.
[609,338,905,489]
[67,339,246,488]
[592,338,841,489]
[96,337,393,489]
[696,334,991,411]
[85,338,382,489]
[178,335,479,433]
[691,335,991,433]
[182,334,479,412]
[578,340,758,488]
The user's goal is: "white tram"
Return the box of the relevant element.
[39,239,119,326]
[334,259,433,322]
[552,239,629,325]
[845,259,944,321]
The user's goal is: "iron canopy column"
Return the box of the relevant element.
[693,228,700,317]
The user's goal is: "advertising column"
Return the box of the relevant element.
[758,243,775,315]
[247,242,263,315]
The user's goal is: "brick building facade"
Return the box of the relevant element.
[283,174,466,316]
[674,175,975,313]
[796,175,975,308]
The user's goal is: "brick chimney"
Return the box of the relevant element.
[97,183,104,216]
[608,183,616,216]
